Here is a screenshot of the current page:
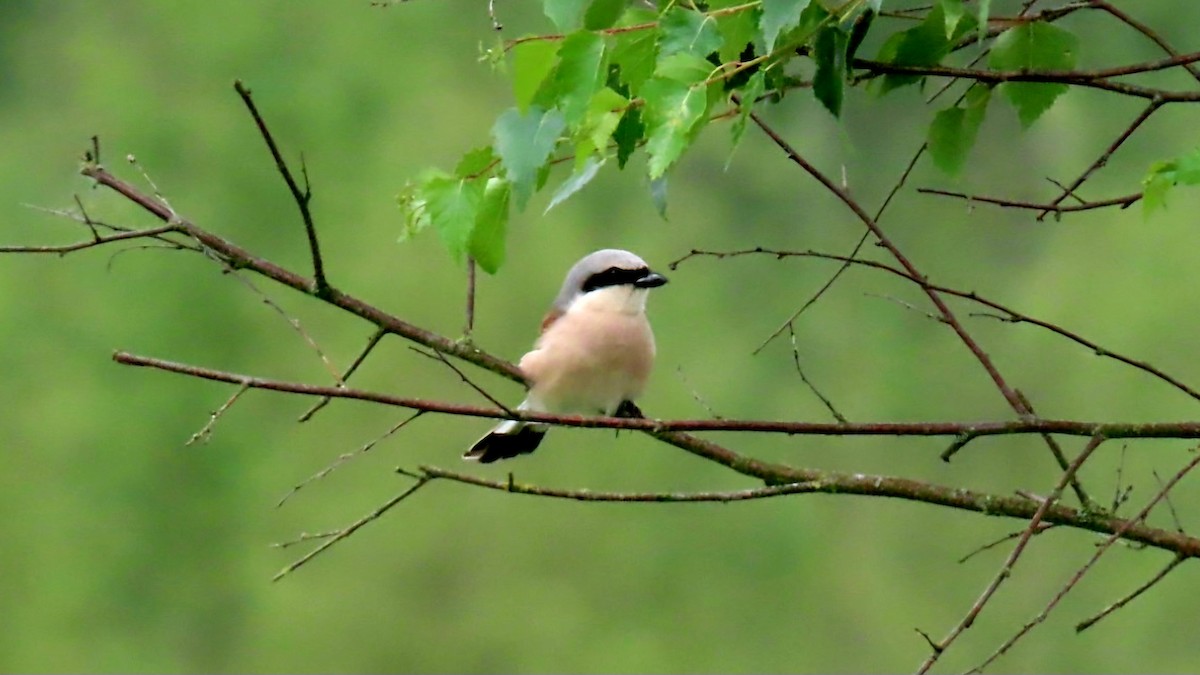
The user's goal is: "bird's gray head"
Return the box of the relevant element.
[551,248,668,312]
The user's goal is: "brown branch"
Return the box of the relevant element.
[852,59,1200,102]
[673,247,1200,410]
[1037,100,1163,220]
[102,349,1200,558]
[915,434,1107,674]
[416,465,820,502]
[969,451,1200,673]
[1089,0,1200,85]
[917,188,1142,215]
[105,350,1200,442]
[298,327,388,422]
[233,80,330,295]
[1074,553,1186,632]
[743,115,1093,507]
[79,163,523,383]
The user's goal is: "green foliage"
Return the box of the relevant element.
[874,3,974,94]
[927,85,991,176]
[492,105,566,210]
[813,24,848,117]
[989,21,1078,127]
[659,6,723,59]
[397,0,1086,271]
[1142,147,1200,216]
[641,76,710,179]
[759,0,811,52]
[511,39,561,113]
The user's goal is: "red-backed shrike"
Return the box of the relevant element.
[464,249,668,463]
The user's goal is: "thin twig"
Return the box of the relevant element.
[915,433,1108,675]
[1074,553,1186,632]
[417,465,819,502]
[185,383,251,446]
[276,411,424,508]
[273,476,431,581]
[788,323,848,424]
[233,80,329,294]
[968,451,1200,673]
[298,327,388,422]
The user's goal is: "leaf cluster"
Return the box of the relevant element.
[400,0,1091,271]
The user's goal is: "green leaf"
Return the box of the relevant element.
[584,0,626,30]
[492,106,567,210]
[424,175,485,264]
[396,174,435,242]
[989,22,1078,127]
[641,77,708,178]
[940,0,964,38]
[545,156,606,213]
[927,85,991,176]
[812,24,847,117]
[553,31,607,127]
[610,27,657,94]
[729,70,765,164]
[455,146,497,179]
[650,175,668,219]
[845,8,875,63]
[760,0,811,52]
[613,105,644,168]
[977,0,991,46]
[717,6,758,63]
[1141,147,1200,216]
[511,39,561,114]
[654,51,714,84]
[582,86,629,150]
[866,0,883,9]
[659,6,723,59]
[470,178,510,273]
[544,0,589,32]
[875,3,956,94]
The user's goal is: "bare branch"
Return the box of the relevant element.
[298,327,387,422]
[416,465,819,502]
[916,433,1108,674]
[1074,553,1186,632]
[969,451,1200,673]
[233,80,330,295]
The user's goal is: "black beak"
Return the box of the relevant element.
[634,271,668,288]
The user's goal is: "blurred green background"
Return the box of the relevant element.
[3,1,1200,672]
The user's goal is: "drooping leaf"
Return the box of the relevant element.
[511,39,561,114]
[717,5,759,63]
[470,178,510,273]
[641,77,708,178]
[927,85,991,176]
[545,156,606,213]
[396,174,434,242]
[729,70,765,164]
[650,175,668,219]
[544,0,590,32]
[659,6,724,59]
[812,24,848,117]
[584,0,626,30]
[845,8,875,64]
[610,27,657,94]
[613,105,644,168]
[1141,147,1200,216]
[759,0,811,52]
[553,30,607,126]
[977,0,991,46]
[492,106,567,210]
[424,175,485,263]
[875,3,958,94]
[940,0,964,38]
[654,51,715,84]
[582,86,629,151]
[989,21,1078,127]
[455,146,497,179]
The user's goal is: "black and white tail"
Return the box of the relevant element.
[463,418,547,463]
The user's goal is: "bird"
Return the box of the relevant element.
[464,249,668,463]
